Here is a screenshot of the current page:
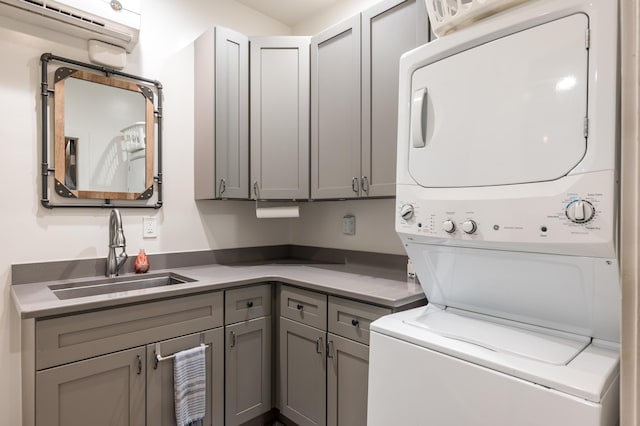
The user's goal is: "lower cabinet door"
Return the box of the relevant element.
[225,316,272,425]
[327,333,369,426]
[279,317,327,426]
[146,328,224,426]
[35,346,146,426]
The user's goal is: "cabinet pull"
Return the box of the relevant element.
[136,355,142,375]
[296,304,304,311]
[316,337,323,354]
[253,180,260,200]
[352,319,360,327]
[218,178,226,196]
[361,176,369,195]
[247,300,254,308]
[351,177,359,194]
[327,340,334,359]
[230,331,237,348]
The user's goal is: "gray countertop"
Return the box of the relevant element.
[11,262,425,319]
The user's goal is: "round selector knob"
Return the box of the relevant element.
[442,220,456,233]
[400,204,415,221]
[566,200,595,223]
[462,220,477,234]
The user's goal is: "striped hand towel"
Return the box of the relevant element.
[174,346,207,426]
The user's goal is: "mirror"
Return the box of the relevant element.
[40,53,163,208]
[53,68,155,200]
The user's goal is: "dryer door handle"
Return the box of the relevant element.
[412,87,428,148]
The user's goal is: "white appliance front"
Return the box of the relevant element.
[368,0,620,424]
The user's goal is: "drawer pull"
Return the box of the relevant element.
[352,319,360,327]
[247,301,254,308]
[296,304,304,311]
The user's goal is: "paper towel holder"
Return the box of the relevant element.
[253,181,300,219]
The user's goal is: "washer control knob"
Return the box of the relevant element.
[442,220,456,233]
[462,220,477,234]
[400,204,415,221]
[566,200,595,223]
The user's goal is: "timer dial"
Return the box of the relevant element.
[566,200,595,223]
[400,204,415,221]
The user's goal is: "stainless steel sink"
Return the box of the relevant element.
[49,272,196,300]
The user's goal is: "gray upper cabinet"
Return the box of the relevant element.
[361,0,428,197]
[311,0,427,199]
[195,26,249,199]
[146,329,224,426]
[250,37,311,200]
[311,15,362,199]
[36,346,146,426]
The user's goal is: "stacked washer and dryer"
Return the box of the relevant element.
[367,0,621,425]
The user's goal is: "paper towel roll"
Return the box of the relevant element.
[255,206,300,219]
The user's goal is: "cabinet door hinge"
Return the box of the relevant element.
[585,28,590,49]
[584,116,589,138]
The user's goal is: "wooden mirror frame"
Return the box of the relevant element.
[40,53,163,209]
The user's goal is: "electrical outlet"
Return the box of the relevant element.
[342,215,356,235]
[143,217,157,238]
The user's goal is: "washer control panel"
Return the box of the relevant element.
[395,171,616,257]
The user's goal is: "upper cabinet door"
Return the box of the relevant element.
[250,37,310,200]
[216,27,249,199]
[311,15,362,200]
[194,26,249,200]
[361,0,427,197]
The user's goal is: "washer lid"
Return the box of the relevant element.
[405,308,590,365]
[408,13,589,188]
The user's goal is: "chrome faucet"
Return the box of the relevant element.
[106,209,128,278]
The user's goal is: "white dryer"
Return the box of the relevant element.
[367,0,620,425]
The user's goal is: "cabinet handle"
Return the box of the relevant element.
[247,300,254,308]
[219,178,226,196]
[361,176,369,195]
[253,180,260,200]
[352,319,360,327]
[327,340,334,359]
[351,177,359,194]
[136,355,142,375]
[230,331,237,348]
[296,304,303,311]
[316,337,323,354]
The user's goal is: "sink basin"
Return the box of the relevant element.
[49,272,196,300]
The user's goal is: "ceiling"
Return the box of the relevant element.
[235,0,339,27]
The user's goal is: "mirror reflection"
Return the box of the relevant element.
[54,69,155,200]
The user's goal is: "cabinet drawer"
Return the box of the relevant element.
[279,285,327,330]
[225,284,272,325]
[328,296,391,345]
[36,291,223,370]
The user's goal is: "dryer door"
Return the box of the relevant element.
[409,13,589,188]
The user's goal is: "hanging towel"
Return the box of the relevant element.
[174,346,207,426]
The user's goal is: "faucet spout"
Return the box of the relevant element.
[106,209,128,277]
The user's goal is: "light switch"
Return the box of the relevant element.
[343,215,356,235]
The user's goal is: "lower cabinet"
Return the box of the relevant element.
[279,317,327,426]
[36,346,146,426]
[146,328,225,426]
[224,284,273,425]
[225,316,272,425]
[278,285,391,426]
[327,334,369,426]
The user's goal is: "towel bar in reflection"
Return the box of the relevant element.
[153,343,210,369]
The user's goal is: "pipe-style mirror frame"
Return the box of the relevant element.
[40,53,164,209]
